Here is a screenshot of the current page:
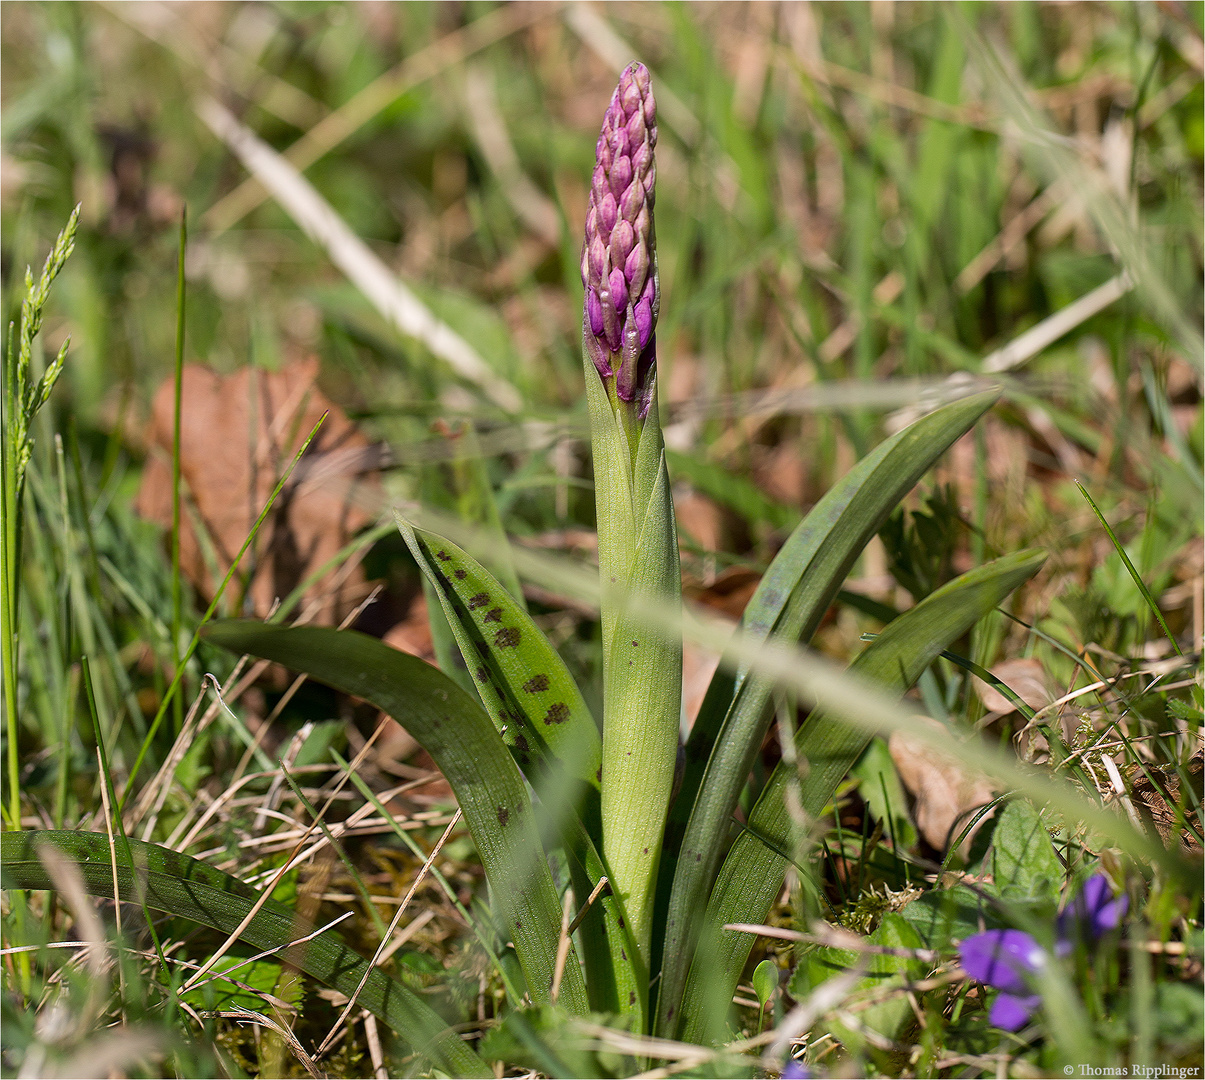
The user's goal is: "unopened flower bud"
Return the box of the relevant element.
[581,62,659,417]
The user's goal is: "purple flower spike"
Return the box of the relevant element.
[959,929,1046,995]
[781,1061,812,1079]
[581,62,659,414]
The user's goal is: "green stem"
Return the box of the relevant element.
[2,356,19,829]
[1074,479,1183,658]
[170,209,187,734]
[588,360,682,986]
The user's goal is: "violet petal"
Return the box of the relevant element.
[959,930,1045,995]
[989,991,1041,1032]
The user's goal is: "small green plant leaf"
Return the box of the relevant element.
[751,958,778,1009]
[673,548,1046,1043]
[985,797,1064,903]
[0,830,489,1078]
[899,884,1004,950]
[202,620,590,1016]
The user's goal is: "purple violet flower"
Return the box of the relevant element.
[781,1061,813,1079]
[957,874,1128,1032]
[958,929,1046,1032]
[1056,873,1128,950]
[581,62,659,418]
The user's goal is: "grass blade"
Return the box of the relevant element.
[1073,479,1183,658]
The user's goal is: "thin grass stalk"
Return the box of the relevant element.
[2,324,20,829]
[170,209,187,735]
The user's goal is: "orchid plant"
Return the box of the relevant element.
[4,65,1052,1075]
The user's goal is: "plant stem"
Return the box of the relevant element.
[170,208,187,735]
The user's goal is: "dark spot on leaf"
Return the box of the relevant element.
[762,588,779,607]
[522,674,550,693]
[494,627,521,648]
[667,1006,674,1020]
[519,753,530,766]
[620,948,626,961]
[631,639,639,647]
[475,667,489,683]
[497,806,509,826]
[629,991,636,1006]
[515,734,529,751]
[695,853,702,862]
[543,703,570,725]
[596,767,602,782]
[643,847,649,854]
[468,592,490,609]
[618,917,624,929]
[436,550,451,561]
[454,568,466,580]
[515,918,522,929]
[483,607,502,623]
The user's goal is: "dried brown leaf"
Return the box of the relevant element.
[136,358,379,623]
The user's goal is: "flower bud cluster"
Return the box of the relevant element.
[581,62,659,416]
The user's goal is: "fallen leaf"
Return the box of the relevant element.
[136,358,380,623]
[889,716,996,853]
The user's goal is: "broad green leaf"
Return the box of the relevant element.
[656,390,1001,1037]
[787,913,927,1043]
[180,953,289,1012]
[202,620,590,1016]
[0,830,489,1078]
[674,548,1046,1043]
[986,797,1064,903]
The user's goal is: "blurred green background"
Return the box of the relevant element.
[3,0,1202,723]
